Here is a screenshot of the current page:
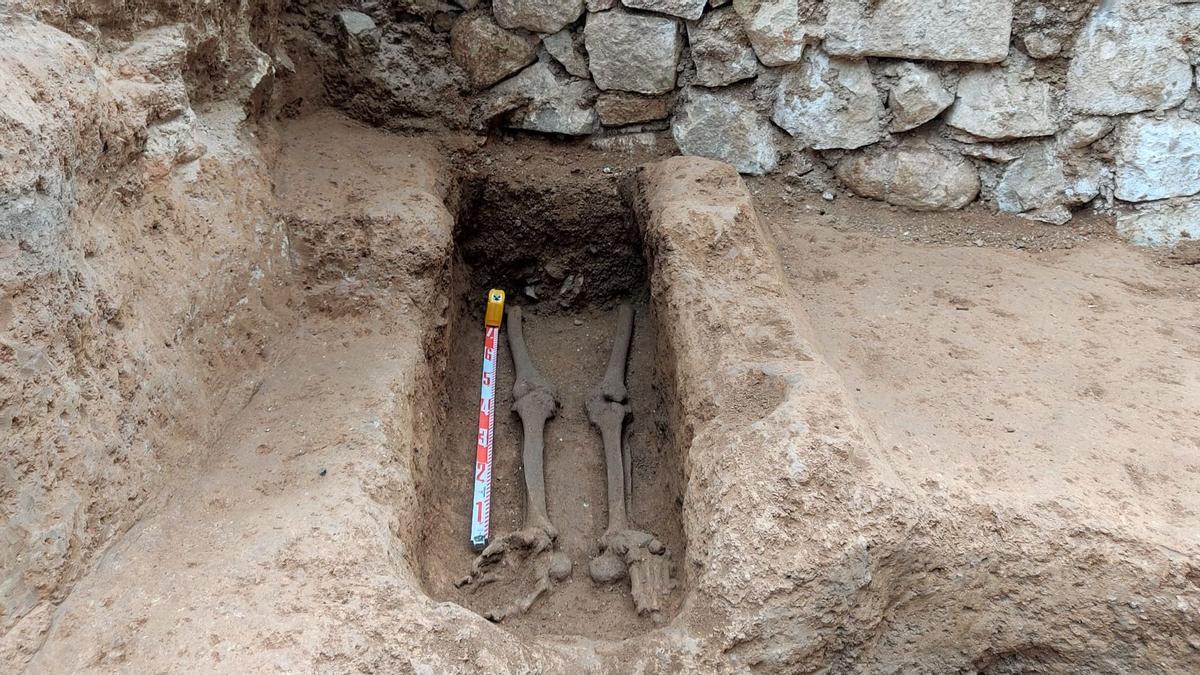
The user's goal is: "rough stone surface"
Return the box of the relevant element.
[945,58,1057,140]
[584,9,681,95]
[1066,2,1193,116]
[773,49,885,150]
[107,24,189,80]
[542,29,589,79]
[14,0,1200,668]
[958,142,1020,164]
[1022,32,1062,59]
[596,91,673,126]
[6,31,1200,657]
[297,0,1200,230]
[1115,115,1200,203]
[335,10,381,55]
[731,0,812,66]
[995,143,1072,224]
[672,88,780,174]
[1071,173,1106,211]
[143,108,206,178]
[1060,117,1115,149]
[450,13,538,89]
[489,61,599,134]
[587,131,673,153]
[836,145,980,211]
[824,0,1015,63]
[319,20,472,129]
[687,8,758,87]
[1116,198,1200,248]
[494,0,584,34]
[103,25,191,120]
[621,0,706,20]
[886,62,954,132]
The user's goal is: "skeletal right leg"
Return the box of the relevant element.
[585,304,674,618]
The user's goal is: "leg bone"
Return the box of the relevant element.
[585,304,674,618]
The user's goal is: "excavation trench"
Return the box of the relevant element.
[414,171,687,639]
[20,108,1197,670]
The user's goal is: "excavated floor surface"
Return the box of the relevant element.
[756,189,1200,548]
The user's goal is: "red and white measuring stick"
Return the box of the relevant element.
[470,289,506,551]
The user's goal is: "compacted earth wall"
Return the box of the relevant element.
[285,0,1200,247]
[2,0,294,661]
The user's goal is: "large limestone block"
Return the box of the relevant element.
[731,0,813,66]
[835,146,979,211]
[687,8,758,87]
[584,9,681,95]
[945,59,1057,140]
[886,62,953,132]
[494,0,584,34]
[622,0,706,20]
[1116,198,1200,248]
[1066,1,1192,115]
[489,61,599,134]
[450,13,538,89]
[772,49,885,150]
[1115,115,1200,203]
[825,0,1014,63]
[672,88,780,175]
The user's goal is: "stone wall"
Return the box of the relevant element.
[293,0,1200,247]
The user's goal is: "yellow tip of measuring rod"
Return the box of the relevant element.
[484,289,506,327]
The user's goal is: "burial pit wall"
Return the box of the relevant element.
[1,6,295,660]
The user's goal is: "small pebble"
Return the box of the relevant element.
[822,191,835,201]
[573,318,583,326]
[319,468,327,477]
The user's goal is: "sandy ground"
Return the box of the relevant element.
[758,189,1200,552]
